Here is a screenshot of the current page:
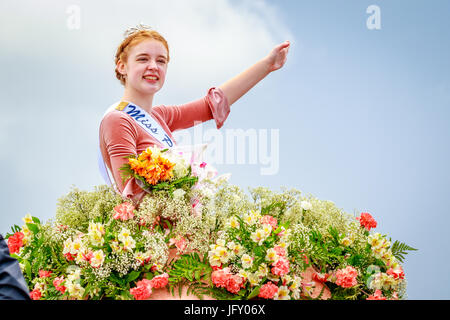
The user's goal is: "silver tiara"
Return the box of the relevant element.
[123,23,152,38]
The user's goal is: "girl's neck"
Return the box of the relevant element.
[122,86,154,113]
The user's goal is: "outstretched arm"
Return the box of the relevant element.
[219,40,290,106]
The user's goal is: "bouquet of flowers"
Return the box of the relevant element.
[119,146,199,195]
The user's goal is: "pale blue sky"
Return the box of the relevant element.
[1,0,449,299]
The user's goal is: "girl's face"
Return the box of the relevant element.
[118,39,168,95]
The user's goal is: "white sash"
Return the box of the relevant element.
[98,101,175,189]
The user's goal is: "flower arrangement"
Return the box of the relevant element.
[6,199,169,300]
[119,146,198,195]
[167,195,417,300]
[5,147,417,300]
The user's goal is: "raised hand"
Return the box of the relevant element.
[264,40,290,72]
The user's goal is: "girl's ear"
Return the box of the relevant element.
[117,60,127,77]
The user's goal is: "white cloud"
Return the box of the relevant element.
[0,0,295,103]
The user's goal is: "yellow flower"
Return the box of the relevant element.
[257,264,269,278]
[121,236,136,251]
[274,286,290,300]
[118,228,131,242]
[341,237,351,247]
[22,214,33,224]
[241,254,253,269]
[228,216,240,229]
[248,273,260,286]
[90,250,105,268]
[266,248,278,262]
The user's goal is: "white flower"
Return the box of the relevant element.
[90,250,105,268]
[243,210,260,226]
[67,282,85,300]
[274,286,290,300]
[340,237,352,246]
[121,236,136,251]
[118,228,131,243]
[172,188,186,200]
[241,254,254,269]
[250,229,264,245]
[22,213,33,224]
[257,263,269,278]
[300,201,312,211]
[88,222,105,246]
[227,216,240,229]
[266,248,279,263]
[248,273,260,286]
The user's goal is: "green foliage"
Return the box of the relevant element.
[168,252,213,298]
[390,240,418,263]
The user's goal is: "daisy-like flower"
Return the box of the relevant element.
[241,254,254,269]
[22,213,33,224]
[266,248,279,263]
[227,216,240,229]
[274,286,290,300]
[90,250,105,268]
[121,236,136,251]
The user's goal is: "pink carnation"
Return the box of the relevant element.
[387,266,405,280]
[211,268,245,294]
[113,202,135,221]
[271,256,290,276]
[356,212,377,231]
[39,270,52,278]
[260,215,278,229]
[130,279,152,300]
[258,282,278,299]
[273,245,286,257]
[30,288,42,300]
[7,232,24,254]
[53,277,66,294]
[211,268,231,289]
[149,273,169,289]
[226,274,245,294]
[335,266,358,288]
[367,289,387,300]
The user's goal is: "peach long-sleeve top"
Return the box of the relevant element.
[99,87,230,204]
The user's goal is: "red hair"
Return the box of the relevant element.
[114,30,170,86]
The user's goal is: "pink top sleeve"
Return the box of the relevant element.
[99,87,230,204]
[153,87,230,132]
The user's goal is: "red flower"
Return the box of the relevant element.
[39,270,52,278]
[7,232,24,254]
[130,279,152,300]
[149,273,169,289]
[387,266,405,280]
[30,289,42,300]
[271,257,290,276]
[313,272,329,283]
[112,202,135,221]
[356,212,377,231]
[335,266,358,288]
[260,215,278,229]
[211,268,245,294]
[53,277,66,294]
[367,289,387,300]
[64,252,75,261]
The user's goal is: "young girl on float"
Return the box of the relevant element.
[99,24,290,205]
